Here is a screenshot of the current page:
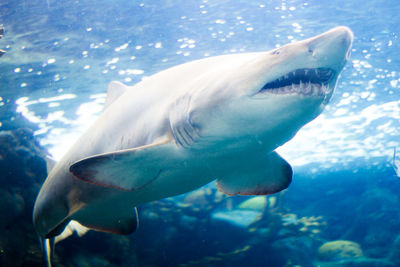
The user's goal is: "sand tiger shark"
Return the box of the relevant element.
[33,26,353,263]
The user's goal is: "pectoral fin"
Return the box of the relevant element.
[69,138,177,191]
[216,151,292,196]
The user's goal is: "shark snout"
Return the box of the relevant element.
[307,26,353,69]
[33,189,70,239]
[329,26,353,59]
[309,26,353,48]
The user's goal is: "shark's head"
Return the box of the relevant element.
[254,26,353,101]
[186,26,353,150]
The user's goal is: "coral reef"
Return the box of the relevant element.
[237,196,267,211]
[318,240,363,261]
[318,258,395,267]
[388,235,400,265]
[315,239,395,267]
[0,128,47,266]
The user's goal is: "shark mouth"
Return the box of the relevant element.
[259,68,335,96]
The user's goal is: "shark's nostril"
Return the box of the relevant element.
[307,42,317,56]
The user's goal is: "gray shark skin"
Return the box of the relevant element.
[33,27,353,250]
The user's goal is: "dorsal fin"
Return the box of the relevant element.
[104,81,129,110]
[46,156,57,174]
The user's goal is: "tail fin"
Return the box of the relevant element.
[40,237,55,267]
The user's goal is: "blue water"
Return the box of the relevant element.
[1,0,400,266]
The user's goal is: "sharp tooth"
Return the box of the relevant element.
[315,69,319,76]
[311,84,316,95]
[304,69,308,75]
[306,82,311,94]
[313,84,318,95]
[321,84,327,94]
[315,84,321,95]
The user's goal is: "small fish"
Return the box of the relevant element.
[393,147,400,177]
[0,27,5,57]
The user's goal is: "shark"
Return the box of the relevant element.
[33,26,353,262]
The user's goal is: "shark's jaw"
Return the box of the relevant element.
[248,26,353,104]
[258,67,335,97]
